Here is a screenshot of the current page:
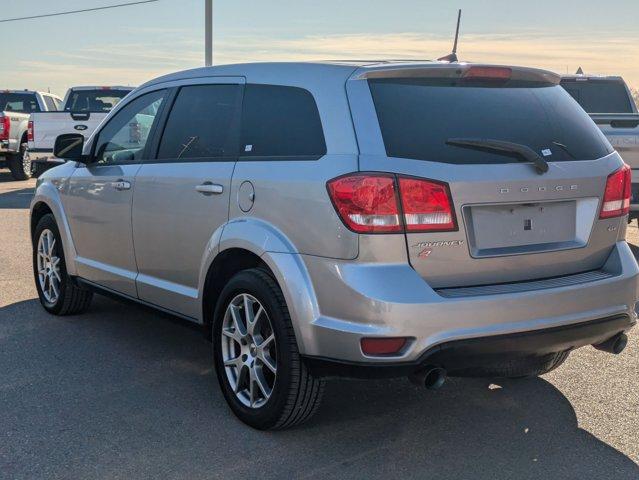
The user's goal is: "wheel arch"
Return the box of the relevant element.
[199,219,319,354]
[30,201,53,240]
[201,247,271,336]
[30,188,79,276]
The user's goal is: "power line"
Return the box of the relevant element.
[0,0,160,23]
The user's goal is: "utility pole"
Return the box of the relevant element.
[205,0,213,66]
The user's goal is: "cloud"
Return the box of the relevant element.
[6,30,639,94]
[213,32,639,84]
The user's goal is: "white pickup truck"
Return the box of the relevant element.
[28,86,134,175]
[0,90,62,180]
[560,74,639,220]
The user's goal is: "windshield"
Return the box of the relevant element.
[0,93,41,113]
[560,79,635,113]
[64,89,130,112]
[369,78,612,164]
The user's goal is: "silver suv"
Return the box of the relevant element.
[31,61,639,429]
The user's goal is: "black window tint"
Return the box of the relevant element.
[369,79,611,164]
[43,96,57,111]
[0,93,40,113]
[240,84,326,158]
[560,79,635,113]
[93,89,165,165]
[157,84,242,160]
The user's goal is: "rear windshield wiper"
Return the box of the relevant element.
[445,138,549,174]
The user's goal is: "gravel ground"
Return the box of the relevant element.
[0,170,638,479]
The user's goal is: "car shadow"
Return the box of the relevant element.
[1,296,637,479]
[0,170,34,208]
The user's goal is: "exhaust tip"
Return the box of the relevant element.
[612,334,628,354]
[424,367,447,390]
[594,333,628,355]
[409,366,447,390]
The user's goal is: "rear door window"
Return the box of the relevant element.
[240,84,326,159]
[157,84,242,161]
[560,79,634,113]
[369,78,611,164]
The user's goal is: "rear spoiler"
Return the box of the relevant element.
[590,113,639,129]
[353,63,560,85]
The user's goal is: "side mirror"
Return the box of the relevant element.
[53,133,87,162]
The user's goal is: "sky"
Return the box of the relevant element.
[3,0,639,97]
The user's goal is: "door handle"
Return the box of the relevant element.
[112,179,131,191]
[196,182,224,195]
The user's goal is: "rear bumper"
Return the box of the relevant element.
[298,241,639,367]
[0,139,19,154]
[0,143,14,156]
[304,313,634,378]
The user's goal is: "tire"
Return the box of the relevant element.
[7,142,32,181]
[32,214,93,315]
[212,268,324,430]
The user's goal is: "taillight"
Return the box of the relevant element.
[27,120,34,142]
[0,115,9,141]
[327,173,401,233]
[327,173,457,233]
[398,177,457,232]
[600,164,631,219]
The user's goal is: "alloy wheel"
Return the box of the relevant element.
[36,229,62,304]
[221,293,277,408]
[22,144,32,175]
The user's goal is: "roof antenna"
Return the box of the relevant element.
[438,9,462,62]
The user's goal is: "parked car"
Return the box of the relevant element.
[0,90,62,180]
[31,62,639,429]
[28,86,134,177]
[560,74,639,221]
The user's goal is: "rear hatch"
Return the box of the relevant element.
[350,64,627,288]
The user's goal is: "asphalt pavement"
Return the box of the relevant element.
[1,168,638,479]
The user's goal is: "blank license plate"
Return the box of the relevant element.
[470,201,577,250]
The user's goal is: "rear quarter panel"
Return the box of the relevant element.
[226,65,360,259]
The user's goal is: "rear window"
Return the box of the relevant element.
[0,93,40,113]
[240,84,326,159]
[64,89,130,112]
[369,78,612,164]
[560,79,635,113]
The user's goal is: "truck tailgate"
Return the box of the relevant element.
[29,112,108,151]
[592,114,639,169]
